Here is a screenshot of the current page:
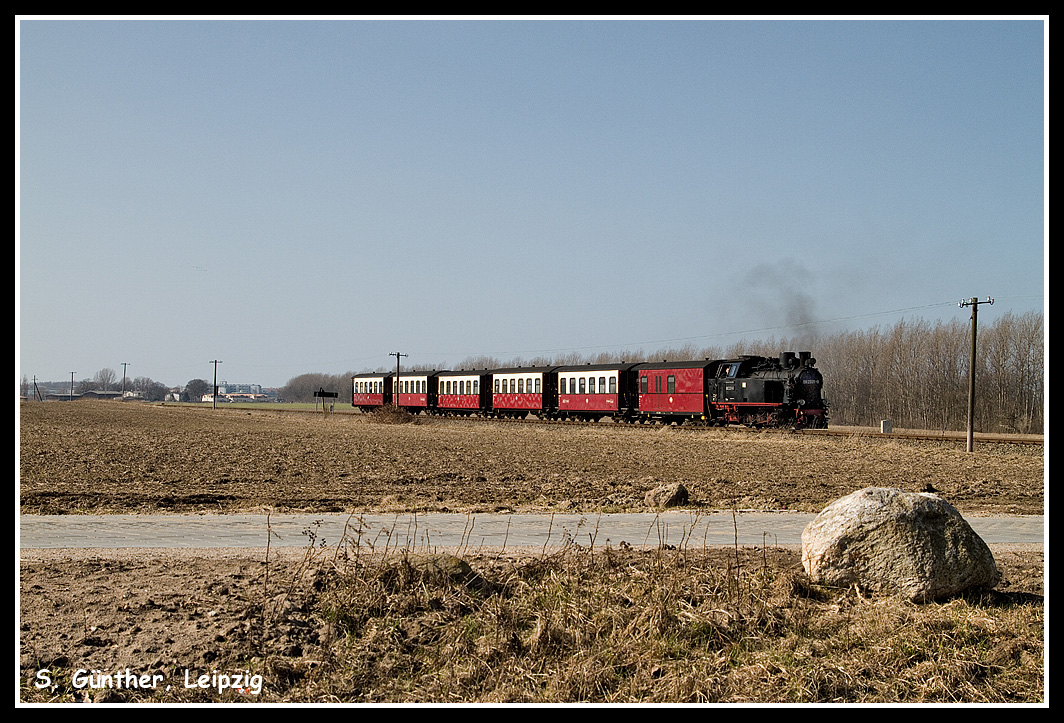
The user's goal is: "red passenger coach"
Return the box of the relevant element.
[634,360,721,422]
[491,366,558,418]
[352,372,392,411]
[390,371,437,414]
[556,363,639,420]
[436,370,490,416]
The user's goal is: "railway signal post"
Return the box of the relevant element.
[314,387,339,415]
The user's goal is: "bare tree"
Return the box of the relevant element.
[91,368,118,391]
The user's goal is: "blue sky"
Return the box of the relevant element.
[17,17,1046,389]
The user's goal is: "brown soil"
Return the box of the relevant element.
[18,401,1044,517]
[18,401,1045,704]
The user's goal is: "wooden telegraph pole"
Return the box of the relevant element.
[210,360,222,409]
[959,297,993,452]
[390,351,407,408]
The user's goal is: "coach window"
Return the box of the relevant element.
[588,377,596,394]
[599,377,606,394]
[640,376,648,394]
[578,377,586,394]
[667,375,676,394]
[535,378,541,394]
[609,377,617,394]
[473,380,479,394]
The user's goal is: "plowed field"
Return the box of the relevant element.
[18,401,1044,516]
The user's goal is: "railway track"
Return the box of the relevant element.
[209,404,1045,446]
[417,412,1046,446]
[802,426,1043,445]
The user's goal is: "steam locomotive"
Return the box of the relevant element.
[352,351,827,428]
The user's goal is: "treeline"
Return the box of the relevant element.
[285,311,1042,434]
[812,313,1043,433]
[279,372,359,403]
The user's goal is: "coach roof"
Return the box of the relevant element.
[631,359,721,371]
[554,362,640,373]
[488,365,560,375]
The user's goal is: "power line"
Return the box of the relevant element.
[411,300,972,360]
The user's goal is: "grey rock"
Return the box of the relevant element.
[644,483,689,509]
[801,487,1000,602]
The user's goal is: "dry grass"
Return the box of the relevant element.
[273,534,1042,704]
[18,525,1044,704]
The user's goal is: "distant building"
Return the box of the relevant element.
[75,390,123,400]
[216,382,262,395]
[201,392,269,403]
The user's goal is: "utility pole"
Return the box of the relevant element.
[70,372,75,402]
[390,352,407,408]
[210,360,222,410]
[121,362,130,397]
[959,297,993,452]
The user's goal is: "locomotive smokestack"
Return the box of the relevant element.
[799,351,812,365]
[780,352,796,368]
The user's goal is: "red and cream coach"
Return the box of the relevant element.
[555,363,639,421]
[351,372,392,411]
[490,366,557,418]
[389,371,436,414]
[436,370,490,416]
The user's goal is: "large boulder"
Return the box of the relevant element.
[801,487,1000,602]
